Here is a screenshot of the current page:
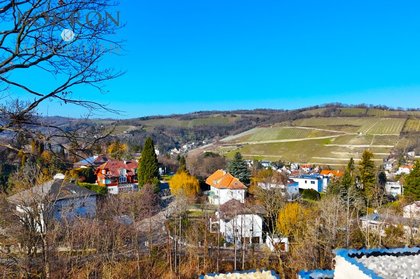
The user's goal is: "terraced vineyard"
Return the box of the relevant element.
[203,115,420,166]
[293,117,405,135]
[403,118,420,133]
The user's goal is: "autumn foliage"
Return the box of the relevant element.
[169,171,200,199]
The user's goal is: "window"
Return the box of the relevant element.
[305,180,307,184]
[311,181,315,184]
[119,176,127,183]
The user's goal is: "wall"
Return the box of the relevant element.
[209,187,245,205]
[334,255,371,279]
[222,214,263,244]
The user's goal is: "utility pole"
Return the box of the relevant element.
[233,217,237,270]
[346,188,350,247]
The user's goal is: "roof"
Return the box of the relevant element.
[334,247,420,279]
[360,213,420,227]
[291,174,323,180]
[205,170,246,190]
[8,179,97,205]
[219,199,265,220]
[96,160,138,177]
[73,154,110,168]
[320,169,344,177]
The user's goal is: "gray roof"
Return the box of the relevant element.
[219,199,266,220]
[8,179,97,205]
[361,213,420,227]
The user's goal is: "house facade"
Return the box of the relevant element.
[403,201,420,219]
[8,175,98,231]
[290,174,325,192]
[206,170,246,205]
[96,160,138,194]
[213,199,265,245]
[360,213,419,238]
[385,181,403,197]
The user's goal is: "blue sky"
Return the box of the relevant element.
[27,1,420,117]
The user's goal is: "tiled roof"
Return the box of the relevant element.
[320,169,344,177]
[97,160,138,177]
[205,170,246,190]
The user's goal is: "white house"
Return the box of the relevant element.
[8,175,98,231]
[360,213,419,238]
[396,165,413,175]
[265,234,289,252]
[289,174,324,192]
[385,181,403,197]
[206,170,246,205]
[403,201,420,219]
[212,199,265,245]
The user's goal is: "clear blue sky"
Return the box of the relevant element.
[34,1,420,117]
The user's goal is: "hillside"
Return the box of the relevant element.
[40,105,420,163]
[194,108,420,166]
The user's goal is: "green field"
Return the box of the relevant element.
[293,117,405,135]
[208,116,420,166]
[228,126,340,143]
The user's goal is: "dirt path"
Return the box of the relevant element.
[228,135,343,145]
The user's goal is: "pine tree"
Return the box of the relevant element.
[404,160,420,200]
[177,156,187,174]
[358,150,376,205]
[228,152,250,184]
[138,138,160,191]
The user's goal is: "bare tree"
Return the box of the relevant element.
[0,0,123,153]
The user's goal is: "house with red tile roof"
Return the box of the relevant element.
[320,169,344,177]
[96,160,138,194]
[205,170,246,205]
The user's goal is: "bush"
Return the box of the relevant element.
[77,182,107,196]
[301,189,321,201]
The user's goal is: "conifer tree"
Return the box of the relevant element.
[404,160,420,200]
[177,156,187,174]
[228,152,250,184]
[138,138,160,191]
[358,150,376,205]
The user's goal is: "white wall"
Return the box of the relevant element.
[209,187,245,205]
[220,214,263,244]
[293,177,319,191]
[334,255,371,279]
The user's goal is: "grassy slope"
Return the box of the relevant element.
[206,111,419,166]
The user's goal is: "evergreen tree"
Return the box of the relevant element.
[228,152,250,184]
[138,137,160,191]
[358,150,376,205]
[177,156,187,174]
[404,160,420,200]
